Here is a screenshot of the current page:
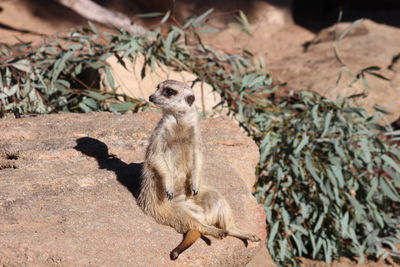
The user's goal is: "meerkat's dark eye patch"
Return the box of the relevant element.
[162,87,178,97]
[185,95,195,106]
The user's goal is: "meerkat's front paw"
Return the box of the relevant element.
[166,190,174,200]
[191,187,199,196]
[249,234,261,242]
[209,229,227,239]
[217,230,228,240]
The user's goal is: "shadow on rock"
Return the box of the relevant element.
[74,137,143,199]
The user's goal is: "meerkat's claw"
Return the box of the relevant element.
[191,188,199,196]
[205,228,227,239]
[213,230,228,240]
[250,234,261,242]
[218,231,228,239]
[242,233,261,242]
[166,191,174,200]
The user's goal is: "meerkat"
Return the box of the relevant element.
[137,80,260,260]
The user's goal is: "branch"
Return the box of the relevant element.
[55,0,147,36]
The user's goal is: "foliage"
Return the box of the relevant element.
[252,92,400,265]
[0,25,148,115]
[1,10,400,266]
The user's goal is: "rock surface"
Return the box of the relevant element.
[265,20,400,122]
[101,55,221,116]
[0,112,268,266]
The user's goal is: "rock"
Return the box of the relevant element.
[0,0,87,44]
[391,116,400,130]
[246,246,276,267]
[267,19,400,122]
[0,112,267,266]
[101,55,221,116]
[202,1,297,57]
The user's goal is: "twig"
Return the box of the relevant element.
[55,0,147,36]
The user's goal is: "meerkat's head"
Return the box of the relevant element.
[149,80,195,114]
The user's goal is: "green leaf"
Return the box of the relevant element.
[194,8,214,24]
[110,101,135,113]
[373,104,393,114]
[88,21,98,35]
[338,19,363,40]
[292,233,307,256]
[83,90,114,101]
[382,154,400,173]
[346,193,364,222]
[268,221,280,253]
[51,50,74,84]
[160,10,171,24]
[321,110,333,137]
[136,12,164,18]
[313,213,324,233]
[3,84,19,97]
[311,104,320,127]
[282,208,290,226]
[360,138,372,163]
[294,134,309,154]
[291,224,308,235]
[104,66,116,91]
[279,239,288,262]
[331,164,344,188]
[380,177,400,201]
[305,154,321,183]
[237,10,252,36]
[366,178,378,201]
[340,212,349,237]
[164,30,176,61]
[323,240,332,264]
[79,98,97,112]
[12,60,32,73]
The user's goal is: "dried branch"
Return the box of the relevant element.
[55,0,146,35]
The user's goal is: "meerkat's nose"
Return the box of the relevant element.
[149,94,155,102]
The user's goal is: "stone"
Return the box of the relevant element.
[0,112,267,266]
[266,19,400,122]
[101,55,221,116]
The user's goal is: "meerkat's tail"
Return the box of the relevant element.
[170,229,201,260]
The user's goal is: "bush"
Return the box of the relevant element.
[0,24,148,116]
[251,91,400,265]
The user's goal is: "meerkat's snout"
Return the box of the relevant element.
[149,94,156,103]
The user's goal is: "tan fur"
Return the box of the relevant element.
[137,80,260,259]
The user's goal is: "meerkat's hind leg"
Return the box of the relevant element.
[227,227,261,247]
[170,229,201,260]
[200,224,228,239]
[201,235,211,245]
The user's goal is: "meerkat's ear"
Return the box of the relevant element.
[185,95,195,106]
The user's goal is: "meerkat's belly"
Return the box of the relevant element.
[170,141,194,175]
[166,139,194,195]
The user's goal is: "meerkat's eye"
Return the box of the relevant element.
[163,88,177,97]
